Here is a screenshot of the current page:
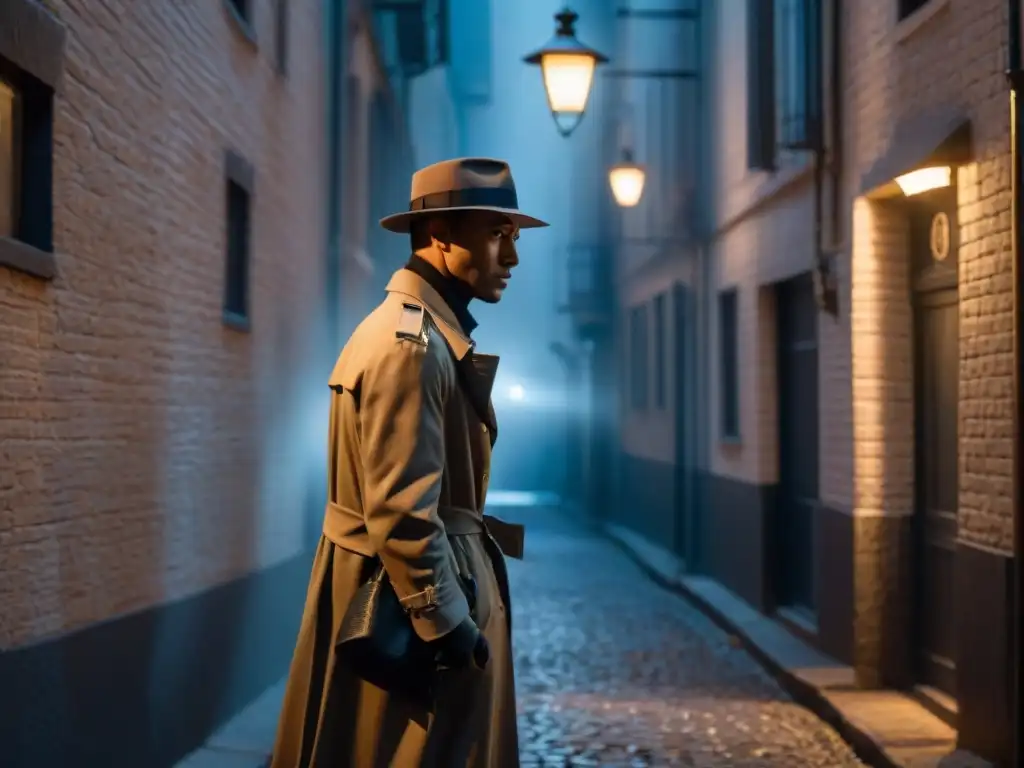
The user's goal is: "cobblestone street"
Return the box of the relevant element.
[507,508,866,767]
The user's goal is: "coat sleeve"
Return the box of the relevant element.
[359,335,471,642]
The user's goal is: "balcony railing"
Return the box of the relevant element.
[557,244,614,339]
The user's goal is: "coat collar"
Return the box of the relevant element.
[385,269,500,439]
[385,269,474,360]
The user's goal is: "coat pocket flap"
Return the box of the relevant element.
[328,358,363,392]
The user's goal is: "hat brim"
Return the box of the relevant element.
[379,206,549,234]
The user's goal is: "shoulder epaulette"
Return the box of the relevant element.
[395,302,430,346]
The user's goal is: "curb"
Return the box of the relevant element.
[603,526,915,768]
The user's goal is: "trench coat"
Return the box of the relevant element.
[270,267,524,768]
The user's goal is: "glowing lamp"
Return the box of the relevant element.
[894,166,952,197]
[608,149,646,207]
[524,7,609,137]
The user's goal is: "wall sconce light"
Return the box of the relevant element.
[894,166,952,197]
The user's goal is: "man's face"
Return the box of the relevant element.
[433,211,521,303]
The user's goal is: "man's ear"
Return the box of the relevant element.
[428,216,452,252]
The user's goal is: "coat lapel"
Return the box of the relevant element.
[384,269,500,440]
[463,353,499,442]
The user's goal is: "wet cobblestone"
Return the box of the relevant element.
[505,509,866,767]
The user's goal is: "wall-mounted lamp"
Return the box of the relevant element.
[608,148,646,207]
[894,166,952,197]
[523,7,609,137]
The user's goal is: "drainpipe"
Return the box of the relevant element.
[812,0,840,316]
[1007,0,1023,762]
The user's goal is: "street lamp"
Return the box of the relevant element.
[524,7,609,137]
[608,148,646,207]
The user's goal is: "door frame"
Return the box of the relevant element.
[773,272,820,618]
[907,187,960,700]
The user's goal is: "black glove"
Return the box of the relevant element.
[430,616,489,671]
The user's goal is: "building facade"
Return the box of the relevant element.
[0,0,432,765]
[597,0,1017,763]
[837,0,1013,759]
[596,0,707,554]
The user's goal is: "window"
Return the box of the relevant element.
[227,0,251,22]
[0,79,16,238]
[395,0,449,75]
[897,0,932,20]
[629,305,649,411]
[654,293,667,409]
[746,0,824,168]
[719,289,740,439]
[223,150,254,330]
[275,0,289,75]
[746,0,776,170]
[223,0,257,44]
[0,0,64,280]
[776,0,823,149]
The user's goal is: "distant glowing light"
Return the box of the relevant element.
[609,161,646,207]
[894,166,951,197]
[509,384,525,401]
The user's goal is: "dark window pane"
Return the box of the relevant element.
[228,0,251,21]
[898,0,931,20]
[630,306,650,411]
[276,0,289,75]
[654,293,666,409]
[746,0,777,169]
[225,180,250,319]
[719,290,739,437]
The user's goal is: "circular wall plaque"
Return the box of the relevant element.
[930,212,951,262]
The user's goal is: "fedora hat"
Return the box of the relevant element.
[379,157,549,233]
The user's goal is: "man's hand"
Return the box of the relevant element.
[430,615,489,671]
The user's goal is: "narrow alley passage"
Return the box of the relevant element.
[179,505,870,768]
[507,507,865,767]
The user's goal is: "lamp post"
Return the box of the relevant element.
[523,7,609,137]
[527,7,698,206]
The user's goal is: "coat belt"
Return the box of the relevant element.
[322,501,524,560]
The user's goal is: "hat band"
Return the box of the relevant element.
[409,187,519,212]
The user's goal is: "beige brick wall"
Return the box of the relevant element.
[840,0,1013,550]
[703,0,844,489]
[0,1,329,649]
[619,253,698,465]
[848,199,913,517]
[710,172,819,486]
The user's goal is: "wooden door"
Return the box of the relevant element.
[910,188,959,697]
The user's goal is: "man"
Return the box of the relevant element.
[271,157,548,767]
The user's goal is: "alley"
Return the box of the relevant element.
[506,507,865,767]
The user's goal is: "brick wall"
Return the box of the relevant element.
[840,0,1013,550]
[848,199,913,517]
[0,0,328,650]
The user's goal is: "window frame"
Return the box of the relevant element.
[719,288,741,440]
[747,0,825,167]
[223,149,255,331]
[746,0,777,170]
[897,0,932,21]
[0,0,64,281]
[0,76,21,241]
